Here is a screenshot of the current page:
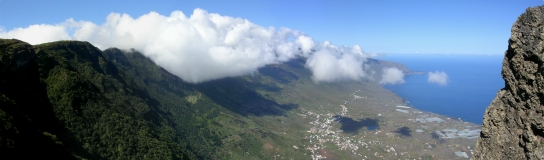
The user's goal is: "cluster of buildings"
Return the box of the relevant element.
[300,105,387,159]
[295,89,480,159]
[396,107,481,140]
[434,128,481,139]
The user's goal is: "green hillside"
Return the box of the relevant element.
[0,39,411,159]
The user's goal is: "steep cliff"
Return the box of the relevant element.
[474,6,544,159]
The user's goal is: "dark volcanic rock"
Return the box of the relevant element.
[474,6,544,159]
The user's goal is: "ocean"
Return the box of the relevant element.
[376,54,505,125]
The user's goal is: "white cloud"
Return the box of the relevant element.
[427,71,448,86]
[379,67,405,85]
[305,42,368,82]
[0,24,71,45]
[0,8,371,83]
[296,35,315,57]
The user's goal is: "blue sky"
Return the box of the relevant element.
[0,0,542,54]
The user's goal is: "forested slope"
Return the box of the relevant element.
[0,39,411,159]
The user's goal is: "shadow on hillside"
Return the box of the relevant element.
[258,65,299,84]
[245,80,282,93]
[333,115,379,134]
[394,126,412,137]
[195,78,297,116]
[0,57,84,158]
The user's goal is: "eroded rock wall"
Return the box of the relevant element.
[474,6,544,159]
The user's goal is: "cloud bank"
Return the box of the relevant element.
[0,9,370,83]
[379,67,405,85]
[427,71,448,86]
[306,42,368,82]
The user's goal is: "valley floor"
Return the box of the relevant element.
[286,87,479,159]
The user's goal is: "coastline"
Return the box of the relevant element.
[299,81,480,159]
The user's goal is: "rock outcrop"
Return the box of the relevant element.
[474,6,544,159]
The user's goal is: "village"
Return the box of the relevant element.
[295,90,480,159]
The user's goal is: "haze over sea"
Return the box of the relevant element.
[377,54,504,125]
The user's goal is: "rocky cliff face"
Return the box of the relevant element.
[474,6,544,159]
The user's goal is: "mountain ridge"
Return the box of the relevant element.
[1,38,415,159]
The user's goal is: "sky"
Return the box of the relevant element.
[1,0,541,54]
[0,0,542,83]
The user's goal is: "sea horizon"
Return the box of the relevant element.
[376,54,505,125]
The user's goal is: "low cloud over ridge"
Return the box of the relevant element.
[427,71,448,86]
[0,8,371,83]
[379,67,405,85]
